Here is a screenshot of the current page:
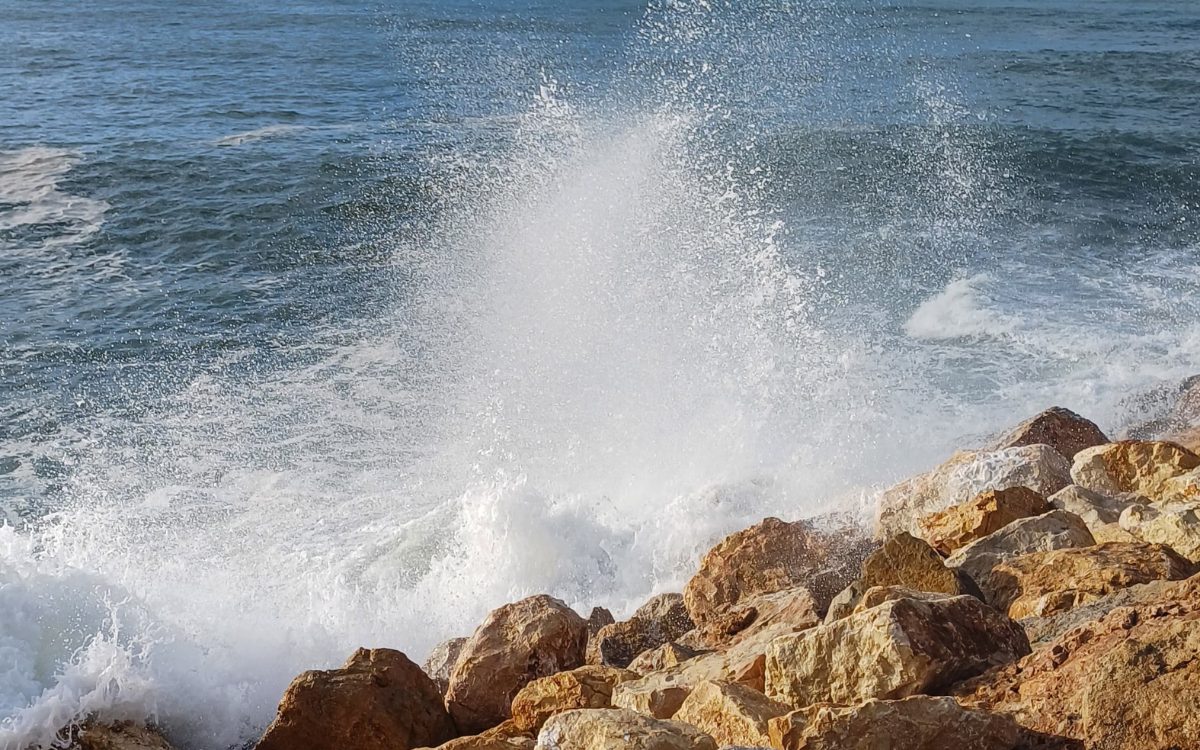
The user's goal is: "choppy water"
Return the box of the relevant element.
[2,0,1200,747]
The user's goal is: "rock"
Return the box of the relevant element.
[851,586,956,614]
[954,574,1200,749]
[944,510,1095,605]
[586,607,615,637]
[767,696,1021,750]
[1160,467,1200,506]
[1166,425,1200,453]
[918,486,1050,555]
[425,637,469,695]
[628,642,703,674]
[673,681,788,748]
[70,722,176,750]
[682,518,871,630]
[419,721,536,750]
[1119,502,1200,561]
[536,708,717,750]
[824,533,983,623]
[876,445,1073,539]
[991,407,1110,460]
[986,542,1196,619]
[446,595,589,734]
[256,648,455,750]
[510,665,639,732]
[1019,576,1195,649]
[587,594,694,668]
[702,586,821,647]
[764,594,1029,709]
[1048,485,1144,532]
[1071,440,1200,503]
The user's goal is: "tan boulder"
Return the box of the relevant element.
[425,637,469,694]
[987,542,1196,619]
[700,586,821,647]
[682,518,871,631]
[70,722,176,750]
[1048,485,1144,533]
[1119,502,1200,561]
[587,594,694,668]
[1160,467,1200,506]
[944,510,1095,604]
[767,696,1020,750]
[851,586,956,614]
[876,445,1072,539]
[535,708,717,750]
[418,721,535,750]
[1071,440,1200,503]
[446,595,589,734]
[256,648,455,750]
[764,594,1029,709]
[918,487,1050,555]
[991,407,1110,459]
[510,665,638,732]
[673,680,787,748]
[628,642,703,675]
[824,533,982,623]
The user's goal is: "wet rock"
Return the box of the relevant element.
[876,445,1072,539]
[991,406,1110,460]
[765,594,1029,709]
[70,722,177,750]
[586,607,615,638]
[1119,501,1200,561]
[673,681,788,748]
[425,637,469,695]
[628,642,703,674]
[510,665,639,732]
[987,542,1196,619]
[1071,440,1200,503]
[944,510,1095,605]
[918,487,1050,555]
[587,594,694,668]
[535,708,717,750]
[256,648,456,750]
[446,595,589,734]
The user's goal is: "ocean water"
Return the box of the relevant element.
[2,0,1200,747]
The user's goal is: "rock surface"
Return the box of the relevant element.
[918,487,1050,555]
[510,665,639,732]
[1071,440,1200,503]
[256,648,456,750]
[587,594,694,668]
[1119,501,1200,561]
[71,722,177,750]
[425,637,469,695]
[991,406,1110,460]
[673,681,788,748]
[628,642,703,675]
[446,595,589,734]
[418,721,536,750]
[536,708,717,750]
[1048,485,1143,533]
[765,594,1030,708]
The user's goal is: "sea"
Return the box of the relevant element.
[2,0,1199,747]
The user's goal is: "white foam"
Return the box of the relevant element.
[904,273,1022,340]
[0,148,109,252]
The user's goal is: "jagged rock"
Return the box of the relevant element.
[1019,576,1193,649]
[446,595,589,734]
[954,574,1200,749]
[767,696,1021,750]
[1119,502,1200,561]
[425,637,469,695]
[700,586,821,647]
[587,594,694,668]
[1071,440,1200,503]
[1048,485,1144,533]
[586,607,615,637]
[256,648,455,750]
[945,510,1095,605]
[876,445,1073,539]
[918,487,1050,555]
[682,518,871,630]
[1159,467,1200,506]
[536,708,717,750]
[628,642,703,675]
[673,681,788,748]
[991,407,1110,460]
[824,533,982,623]
[510,665,639,732]
[987,542,1196,619]
[851,586,956,614]
[764,594,1029,709]
[70,722,176,750]
[419,721,535,750]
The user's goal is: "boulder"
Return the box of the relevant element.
[1019,576,1196,650]
[673,681,787,748]
[851,586,955,614]
[954,574,1200,749]
[1165,425,1200,454]
[1071,441,1200,503]
[876,445,1072,538]
[764,594,1029,709]
[510,665,639,732]
[944,510,1095,605]
[586,607,615,637]
[628,642,703,675]
[767,696,1020,750]
[682,518,871,630]
[918,487,1050,555]
[587,594,694,668]
[991,407,1110,460]
[425,637,469,695]
[70,722,177,750]
[1160,467,1200,506]
[256,648,455,750]
[1119,502,1200,561]
[1047,485,1144,533]
[824,533,982,623]
[446,595,589,734]
[418,721,535,750]
[987,542,1196,619]
[535,708,717,750]
[700,586,821,647]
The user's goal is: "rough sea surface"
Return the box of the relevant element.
[2,0,1199,747]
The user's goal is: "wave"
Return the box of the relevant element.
[0,148,109,253]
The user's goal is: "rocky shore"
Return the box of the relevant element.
[66,377,1200,750]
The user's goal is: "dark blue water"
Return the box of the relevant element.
[2,1,1199,747]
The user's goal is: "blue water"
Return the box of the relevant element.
[2,1,1199,747]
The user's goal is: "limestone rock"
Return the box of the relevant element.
[1071,440,1200,503]
[918,487,1050,555]
[1048,485,1144,533]
[701,586,821,647]
[1160,467,1200,506]
[425,637,469,694]
[851,586,955,614]
[70,722,176,750]
[944,510,1095,605]
[419,721,535,750]
[673,681,788,748]
[765,594,1029,709]
[991,407,1110,460]
[824,533,982,623]
[256,648,455,750]
[1119,502,1200,561]
[446,595,589,734]
[987,542,1196,619]
[876,445,1072,539]
[1019,576,1193,650]
[767,696,1020,750]
[511,665,639,732]
[536,708,717,750]
[628,642,703,675]
[683,518,871,630]
[587,594,694,668]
